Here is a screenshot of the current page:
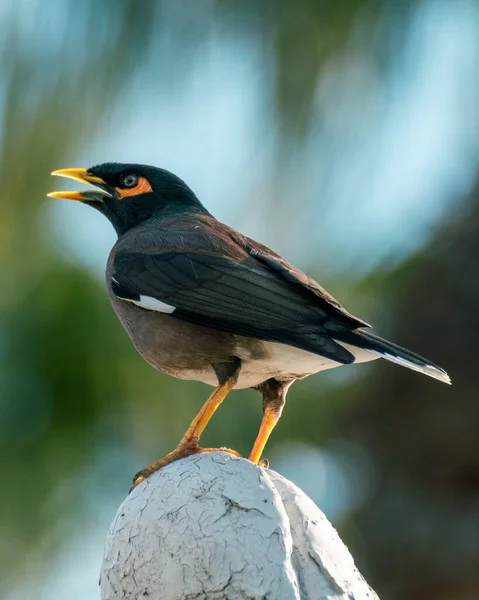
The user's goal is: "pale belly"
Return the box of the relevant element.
[176,340,379,389]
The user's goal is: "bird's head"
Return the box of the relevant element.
[49,162,208,235]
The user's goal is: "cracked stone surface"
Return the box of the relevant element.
[100,452,379,600]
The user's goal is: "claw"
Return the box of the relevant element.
[129,446,242,493]
[197,446,242,458]
[130,475,146,493]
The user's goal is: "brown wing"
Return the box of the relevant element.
[110,213,369,364]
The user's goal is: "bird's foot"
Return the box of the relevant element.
[196,446,242,458]
[130,445,242,492]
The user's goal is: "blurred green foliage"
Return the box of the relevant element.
[0,2,477,599]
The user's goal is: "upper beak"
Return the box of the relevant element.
[48,168,116,201]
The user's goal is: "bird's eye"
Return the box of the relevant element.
[120,173,139,188]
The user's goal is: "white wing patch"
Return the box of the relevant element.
[131,295,176,313]
[112,278,175,313]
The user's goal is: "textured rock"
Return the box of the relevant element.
[101,452,379,600]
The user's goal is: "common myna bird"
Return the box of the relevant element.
[49,163,451,488]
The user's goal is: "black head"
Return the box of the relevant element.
[49,162,208,236]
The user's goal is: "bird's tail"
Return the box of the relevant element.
[334,329,451,384]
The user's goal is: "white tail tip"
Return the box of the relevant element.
[383,353,451,385]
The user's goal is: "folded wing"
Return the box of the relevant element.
[111,249,365,365]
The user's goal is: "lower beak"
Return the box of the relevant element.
[48,168,115,201]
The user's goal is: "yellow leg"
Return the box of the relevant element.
[178,379,235,448]
[248,403,283,464]
[132,379,237,490]
[248,379,292,465]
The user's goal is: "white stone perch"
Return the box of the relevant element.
[100,452,379,600]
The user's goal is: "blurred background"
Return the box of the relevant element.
[1,1,478,598]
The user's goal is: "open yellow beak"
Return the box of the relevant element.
[48,168,112,201]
